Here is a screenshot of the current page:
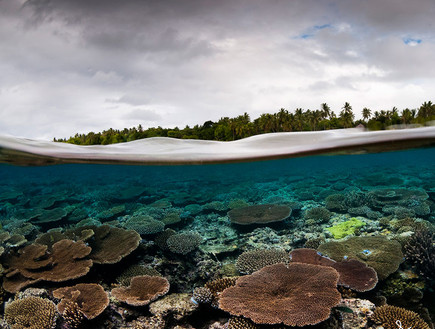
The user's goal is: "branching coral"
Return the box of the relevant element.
[304,207,331,224]
[371,305,430,329]
[5,296,57,329]
[166,232,202,255]
[236,248,289,274]
[404,228,435,283]
[192,277,239,307]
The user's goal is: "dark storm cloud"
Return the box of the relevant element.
[1,0,434,139]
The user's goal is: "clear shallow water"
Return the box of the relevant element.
[0,146,434,328]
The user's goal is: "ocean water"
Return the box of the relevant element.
[0,135,434,328]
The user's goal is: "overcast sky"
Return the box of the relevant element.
[1,0,434,140]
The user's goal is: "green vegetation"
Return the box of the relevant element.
[55,101,435,145]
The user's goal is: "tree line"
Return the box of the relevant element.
[55,101,435,145]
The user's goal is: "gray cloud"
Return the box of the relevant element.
[1,0,434,139]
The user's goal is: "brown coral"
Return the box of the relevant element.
[111,275,170,306]
[3,240,92,293]
[20,239,92,282]
[70,225,140,264]
[317,236,403,280]
[290,248,335,266]
[32,207,68,224]
[116,265,161,286]
[219,263,341,326]
[290,248,378,292]
[331,259,378,292]
[5,296,57,329]
[236,249,290,274]
[371,305,430,329]
[227,317,286,329]
[228,204,291,225]
[60,301,85,329]
[166,232,202,255]
[192,277,239,306]
[53,283,109,320]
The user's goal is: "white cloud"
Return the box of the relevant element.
[0,0,434,139]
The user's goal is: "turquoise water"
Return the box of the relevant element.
[0,147,434,328]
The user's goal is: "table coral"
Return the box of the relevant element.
[227,204,291,225]
[3,239,93,293]
[53,283,109,320]
[290,248,378,292]
[318,235,403,280]
[111,275,170,306]
[72,225,141,264]
[219,263,341,326]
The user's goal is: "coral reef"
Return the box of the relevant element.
[116,265,162,286]
[318,235,403,280]
[4,296,57,329]
[290,248,378,292]
[227,204,291,225]
[236,248,289,274]
[371,305,430,329]
[149,293,198,321]
[111,275,170,306]
[219,263,341,326]
[338,298,375,329]
[123,215,165,235]
[0,139,434,328]
[60,301,86,329]
[3,239,93,293]
[326,217,365,239]
[404,228,435,283]
[75,225,141,264]
[332,259,378,292]
[192,277,238,307]
[166,232,202,255]
[304,207,331,224]
[53,283,109,320]
[227,317,287,329]
[192,287,214,304]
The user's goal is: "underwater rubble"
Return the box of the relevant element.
[0,148,434,329]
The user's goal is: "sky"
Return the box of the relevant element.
[1,0,435,140]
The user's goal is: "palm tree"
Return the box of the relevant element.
[339,102,355,128]
[418,101,434,118]
[308,110,322,131]
[362,108,371,122]
[401,108,414,124]
[294,108,304,131]
[320,103,332,120]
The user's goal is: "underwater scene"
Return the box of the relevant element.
[0,146,434,329]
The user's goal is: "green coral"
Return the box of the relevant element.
[326,217,365,239]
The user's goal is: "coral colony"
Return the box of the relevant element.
[0,145,434,328]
